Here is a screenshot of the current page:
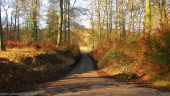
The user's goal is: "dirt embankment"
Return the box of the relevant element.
[0,48,80,93]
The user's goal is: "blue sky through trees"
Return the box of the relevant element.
[1,0,91,28]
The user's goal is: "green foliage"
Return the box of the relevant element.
[25,16,34,31]
[146,30,170,67]
[21,16,35,42]
[46,6,58,38]
[98,48,122,68]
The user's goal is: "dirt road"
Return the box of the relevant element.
[1,53,169,96]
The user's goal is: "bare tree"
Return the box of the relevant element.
[0,0,6,51]
[57,0,63,47]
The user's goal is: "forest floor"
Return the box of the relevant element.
[1,52,170,96]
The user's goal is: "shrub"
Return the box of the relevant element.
[97,47,132,69]
[146,28,170,67]
[6,40,27,48]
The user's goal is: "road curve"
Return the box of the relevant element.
[1,53,170,96]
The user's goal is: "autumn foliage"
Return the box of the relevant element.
[6,40,27,48]
[92,26,170,87]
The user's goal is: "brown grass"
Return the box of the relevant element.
[0,47,80,92]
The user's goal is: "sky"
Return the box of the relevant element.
[2,0,170,29]
[1,0,91,28]
[36,0,91,28]
[69,0,91,28]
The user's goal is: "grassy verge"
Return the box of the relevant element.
[0,47,80,92]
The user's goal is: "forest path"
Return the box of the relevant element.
[2,32,170,96]
[5,52,170,96]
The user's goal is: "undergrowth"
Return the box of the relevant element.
[92,27,170,88]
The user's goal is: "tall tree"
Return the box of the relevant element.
[0,0,5,51]
[105,0,109,37]
[144,0,151,37]
[57,0,63,47]
[47,0,58,43]
[160,0,167,28]
[14,0,18,39]
[32,0,40,42]
[63,0,68,43]
[137,0,144,36]
[115,0,120,37]
[67,0,71,43]
[12,0,21,40]
[96,0,102,42]
[121,0,126,38]
[2,4,9,40]
[108,0,113,35]
[127,0,135,35]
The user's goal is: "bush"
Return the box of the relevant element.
[98,49,120,68]
[146,29,170,67]
[6,40,27,48]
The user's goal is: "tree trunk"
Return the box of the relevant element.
[4,9,9,40]
[67,0,70,43]
[105,0,109,37]
[90,10,95,50]
[97,0,102,42]
[32,0,38,41]
[128,0,134,35]
[122,3,126,39]
[144,0,151,37]
[0,1,6,51]
[115,0,119,37]
[10,12,13,39]
[17,16,20,40]
[109,0,112,35]
[138,12,142,36]
[57,0,63,47]
[159,0,167,29]
[64,0,67,43]
[132,11,136,35]
[14,10,17,39]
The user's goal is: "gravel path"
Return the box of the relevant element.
[1,53,170,96]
